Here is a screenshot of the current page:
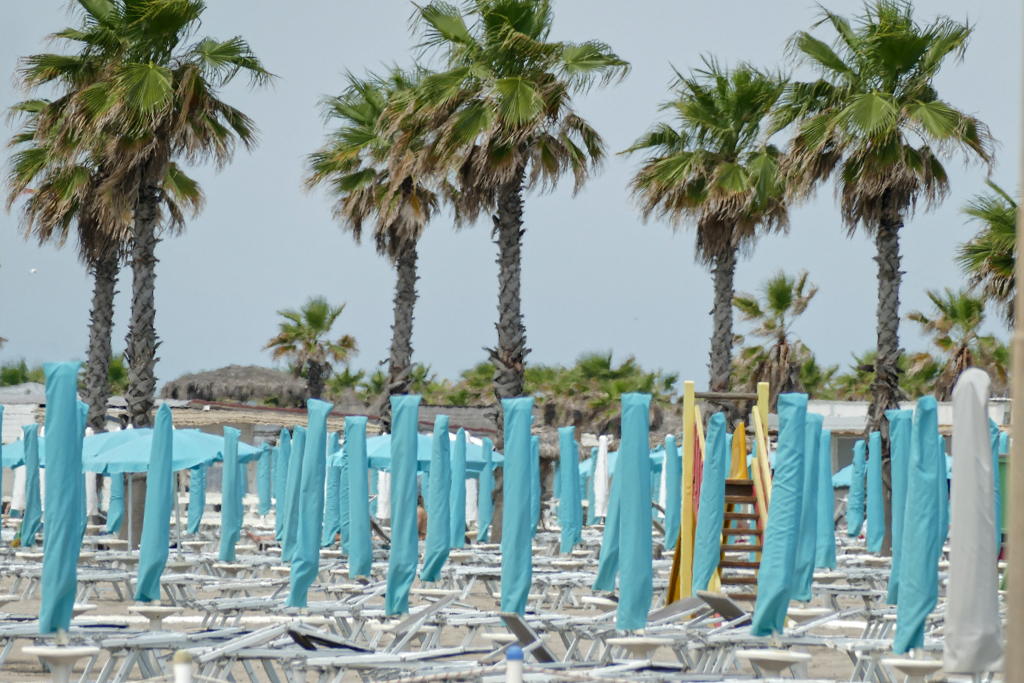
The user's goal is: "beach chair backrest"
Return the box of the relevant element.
[697,590,749,621]
[648,595,707,623]
[499,612,558,663]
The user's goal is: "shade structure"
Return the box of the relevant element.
[21,425,43,547]
[135,404,174,602]
[989,420,1002,549]
[592,465,623,592]
[945,369,1004,673]
[288,398,334,608]
[328,433,503,475]
[39,362,83,634]
[338,436,351,553]
[421,416,452,582]
[693,412,727,594]
[186,465,205,534]
[847,440,866,537]
[615,393,654,631]
[750,393,807,637]
[500,397,534,616]
[218,427,242,562]
[346,417,372,578]
[663,435,682,550]
[257,446,272,516]
[322,432,341,548]
[78,428,264,474]
[274,429,291,541]
[530,435,541,537]
[595,436,610,518]
[938,435,949,542]
[477,438,495,543]
[886,409,913,604]
[558,427,583,554]
[386,395,422,615]
[816,428,837,569]
[793,413,823,602]
[450,429,467,549]
[866,431,885,552]
[282,426,306,562]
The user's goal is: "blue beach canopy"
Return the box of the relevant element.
[846,440,866,537]
[135,404,174,602]
[500,397,534,616]
[258,445,272,516]
[477,438,496,543]
[186,465,205,535]
[421,416,452,582]
[663,434,682,550]
[346,417,373,578]
[866,431,885,553]
[816,428,837,569]
[530,435,541,538]
[274,429,291,541]
[21,425,43,546]
[322,432,341,548]
[282,426,306,562]
[450,428,467,549]
[328,433,502,474]
[886,409,914,604]
[557,426,583,554]
[616,393,654,631]
[386,395,422,616]
[218,427,242,562]
[288,398,333,608]
[793,413,823,602]
[693,412,727,594]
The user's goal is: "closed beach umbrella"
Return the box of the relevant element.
[219,427,242,562]
[420,416,451,582]
[693,412,727,594]
[530,435,540,537]
[586,448,597,526]
[846,440,866,537]
[386,395,422,615]
[944,369,1003,672]
[282,426,306,561]
[287,398,334,608]
[346,417,372,578]
[21,425,43,547]
[938,435,949,542]
[886,409,913,604]
[750,393,807,636]
[988,420,1002,549]
[866,431,885,552]
[338,436,351,553]
[793,413,823,602]
[595,436,610,518]
[617,393,653,631]
[663,435,681,550]
[500,397,534,616]
[39,362,83,634]
[322,432,341,548]
[558,426,583,554]
[274,429,291,540]
[450,428,467,549]
[186,465,205,535]
[257,445,272,516]
[592,464,623,591]
[135,404,174,602]
[476,438,495,542]
[816,428,837,569]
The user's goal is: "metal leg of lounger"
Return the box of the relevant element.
[261,658,284,683]
[241,659,262,683]
[111,651,139,683]
[0,638,16,670]
[93,652,120,683]
[76,650,100,683]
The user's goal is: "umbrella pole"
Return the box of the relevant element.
[174,472,183,560]
[127,473,133,553]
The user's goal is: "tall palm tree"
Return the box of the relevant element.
[404,0,629,445]
[957,181,1017,328]
[732,270,818,409]
[264,296,358,400]
[774,1,994,501]
[20,0,271,427]
[625,60,789,401]
[306,68,440,430]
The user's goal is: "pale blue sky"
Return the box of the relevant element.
[1,0,1020,391]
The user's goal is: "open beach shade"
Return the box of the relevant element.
[793,413,823,602]
[346,417,372,578]
[21,425,42,547]
[219,427,242,562]
[83,428,262,474]
[816,428,837,569]
[944,369,1004,672]
[288,398,334,608]
[450,428,467,549]
[664,435,681,550]
[421,416,452,582]
[477,438,495,542]
[866,431,884,552]
[274,429,291,541]
[616,393,653,631]
[282,426,306,562]
[187,465,205,535]
[386,395,422,615]
[886,409,913,604]
[258,445,272,516]
[39,362,84,635]
[750,393,807,637]
[500,397,534,616]
[136,404,174,602]
[322,432,341,548]
[847,440,866,537]
[558,426,583,554]
[693,412,727,594]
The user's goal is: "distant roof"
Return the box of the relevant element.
[160,365,307,406]
[0,382,60,404]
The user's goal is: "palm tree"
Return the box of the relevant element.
[625,60,789,401]
[264,297,358,400]
[306,68,440,430]
[774,1,993,478]
[957,181,1017,328]
[732,270,818,409]
[19,0,271,427]
[404,0,629,446]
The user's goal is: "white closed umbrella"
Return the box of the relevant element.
[466,478,478,522]
[377,470,392,519]
[595,435,610,518]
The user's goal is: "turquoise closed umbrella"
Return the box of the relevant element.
[288,398,334,608]
[370,470,378,518]
[616,393,653,631]
[282,426,306,561]
[21,425,43,547]
[816,428,837,569]
[219,427,242,562]
[894,396,941,653]
[421,416,451,582]
[450,429,467,549]
[847,439,866,537]
[386,395,421,615]
[866,431,884,552]
[988,420,1002,548]
[558,427,582,554]
[693,412,727,594]
[592,465,622,591]
[664,435,681,550]
[322,432,341,548]
[135,404,174,602]
[187,466,205,534]
[500,397,534,616]
[346,417,372,578]
[750,393,807,637]
[886,409,913,604]
[793,412,823,602]
[77,402,88,542]
[338,436,350,553]
[39,362,83,634]
[257,445,272,516]
[274,429,291,540]
[938,435,949,542]
[530,434,540,537]
[477,438,495,542]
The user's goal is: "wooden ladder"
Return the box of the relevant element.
[719,478,762,602]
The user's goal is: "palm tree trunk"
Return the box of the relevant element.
[84,249,119,434]
[708,244,737,393]
[307,362,324,400]
[378,245,418,432]
[125,177,162,428]
[869,206,904,556]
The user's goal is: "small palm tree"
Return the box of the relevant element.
[265,297,358,400]
[957,181,1017,328]
[625,60,789,398]
[732,270,818,409]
